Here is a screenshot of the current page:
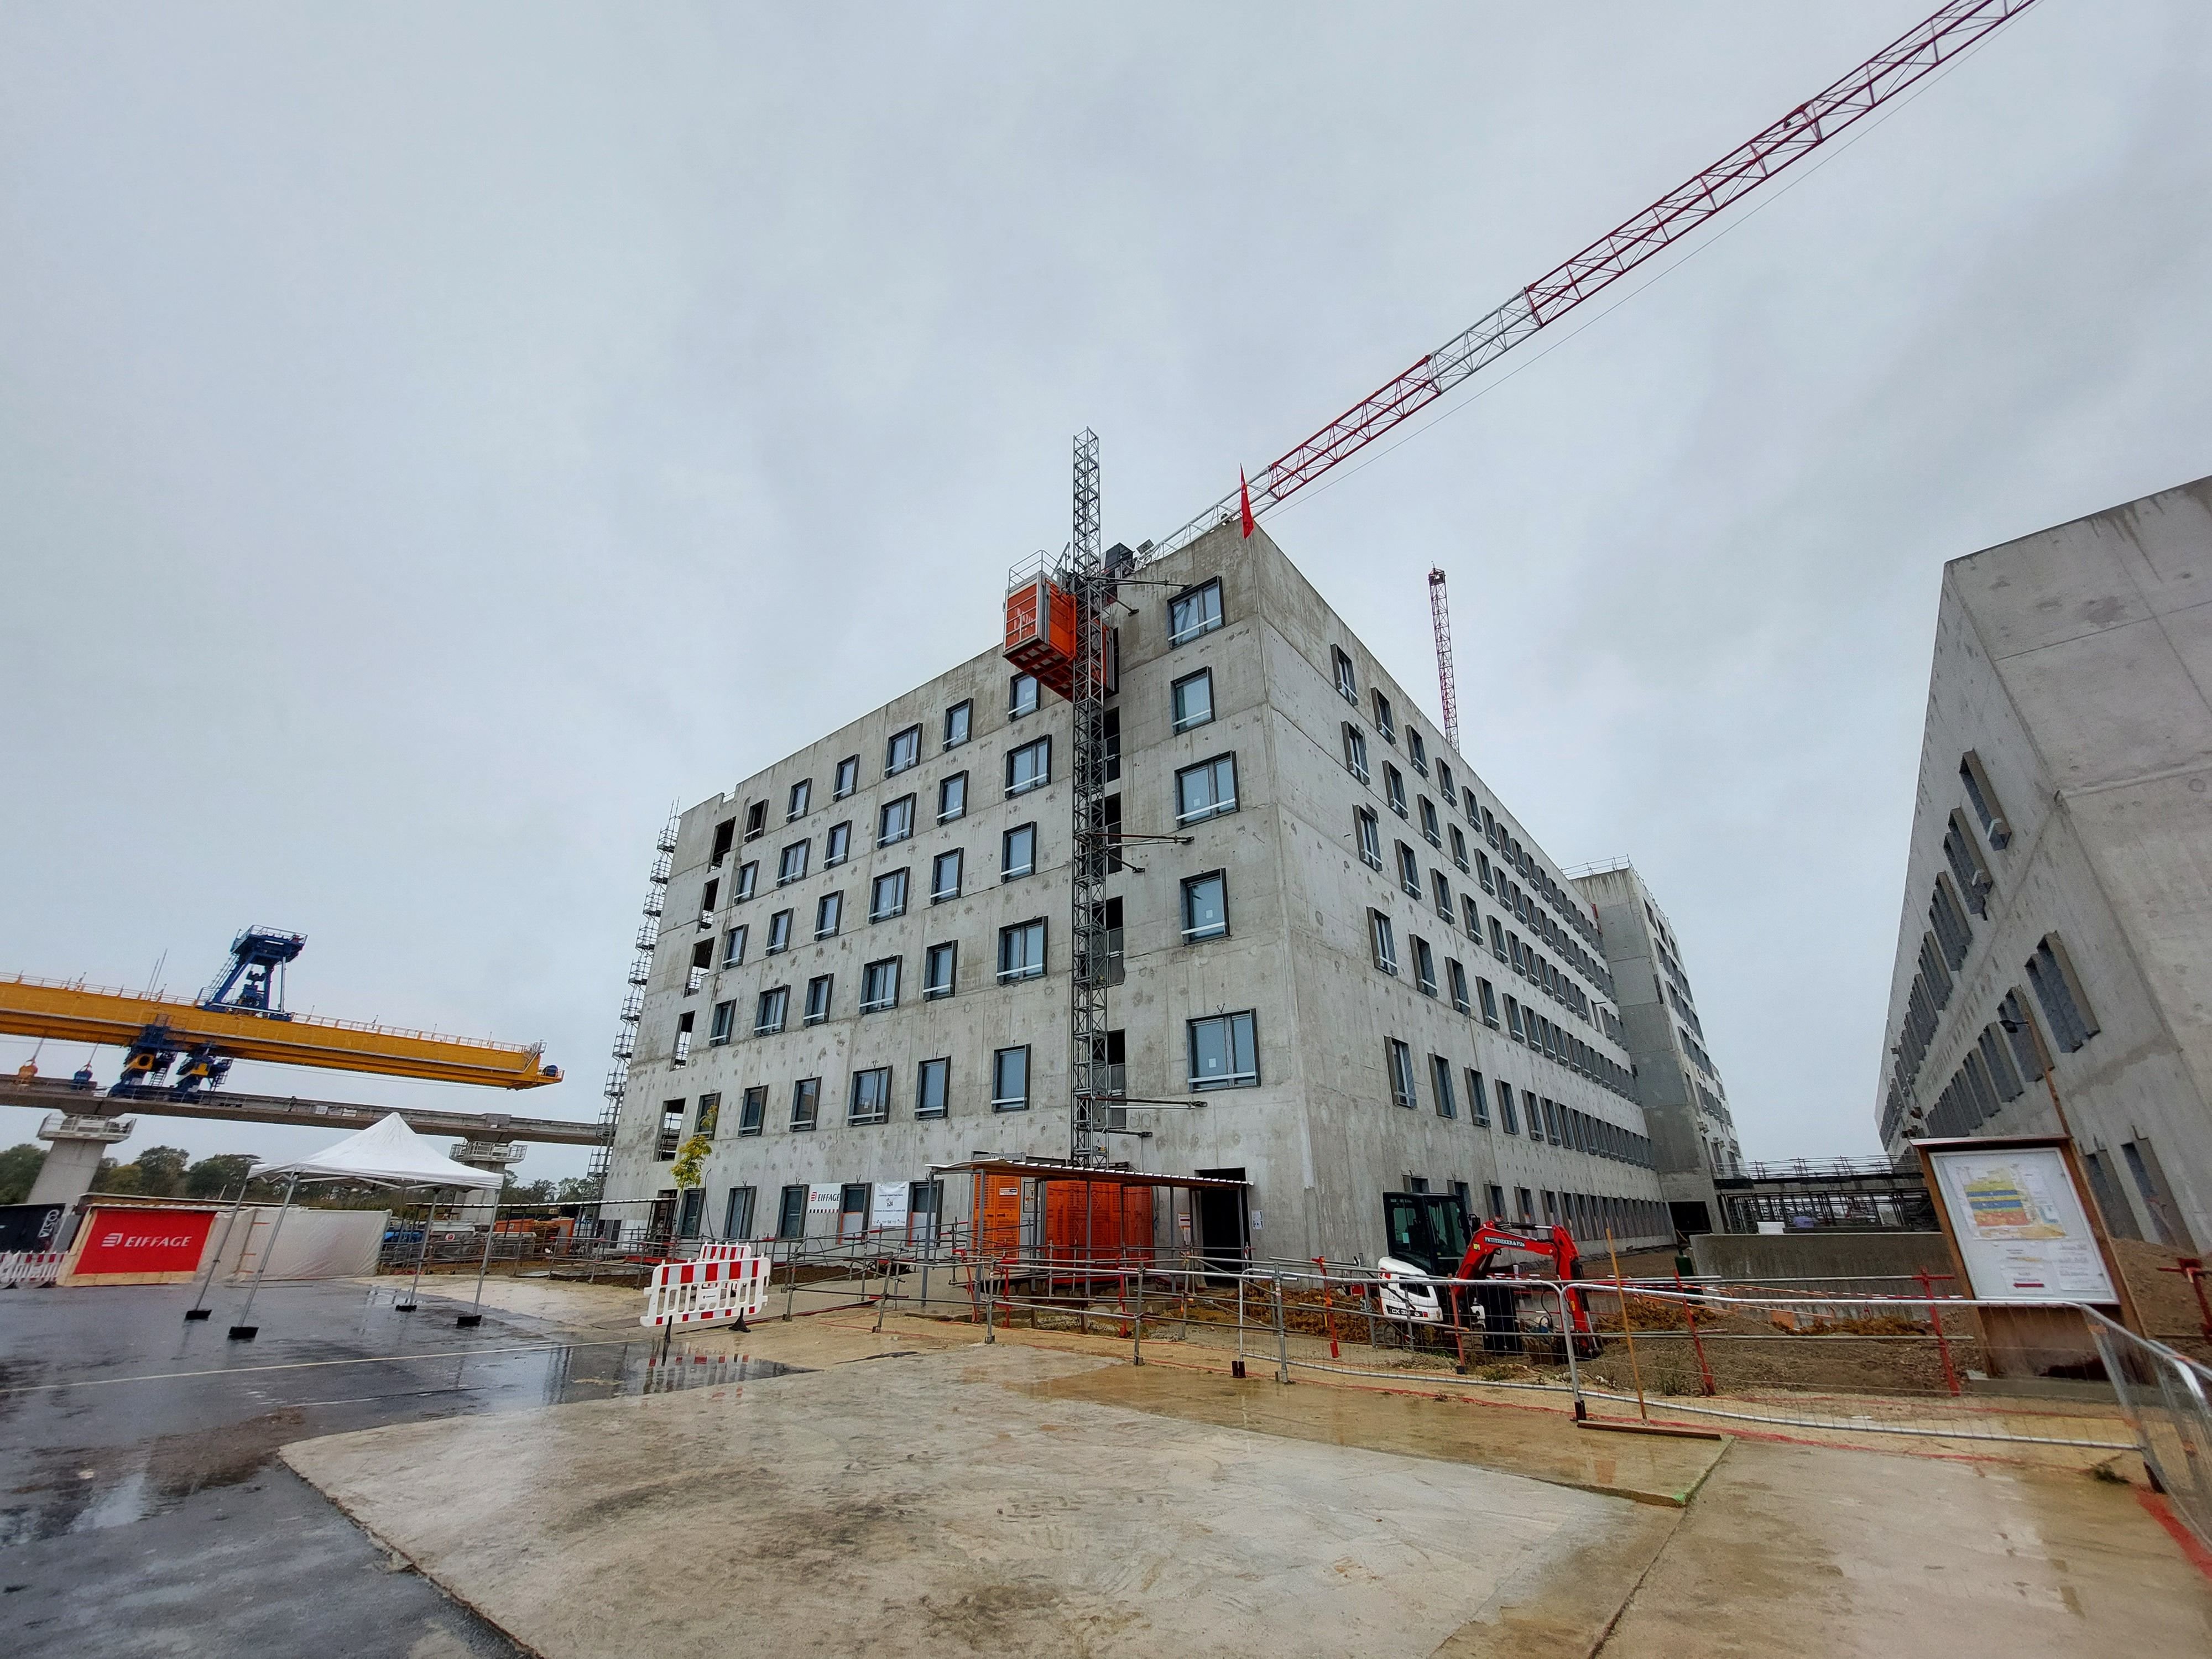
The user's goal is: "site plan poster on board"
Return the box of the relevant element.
[1926,1146,2116,1302]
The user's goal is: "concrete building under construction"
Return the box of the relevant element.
[1876,473,2212,1252]
[603,525,1724,1265]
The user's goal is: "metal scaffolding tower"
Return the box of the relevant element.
[1428,567,1460,753]
[1066,429,1113,1168]
[590,806,676,1193]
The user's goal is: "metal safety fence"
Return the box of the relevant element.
[2088,1307,2212,1549]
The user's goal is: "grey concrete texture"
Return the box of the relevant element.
[608,522,1678,1266]
[283,1343,1672,1659]
[1877,474,2212,1249]
[1687,1229,1957,1284]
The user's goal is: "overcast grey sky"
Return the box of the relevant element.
[4,2,2209,1183]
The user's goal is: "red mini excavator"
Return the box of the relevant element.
[1375,1191,1601,1358]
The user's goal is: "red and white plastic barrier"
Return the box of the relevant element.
[642,1249,771,1329]
[0,1251,66,1289]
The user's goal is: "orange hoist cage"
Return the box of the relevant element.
[1003,576,1079,701]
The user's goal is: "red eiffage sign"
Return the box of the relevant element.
[73,1207,216,1276]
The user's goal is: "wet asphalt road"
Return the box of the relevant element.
[0,1277,760,1657]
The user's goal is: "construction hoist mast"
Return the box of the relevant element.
[1066,430,1114,1167]
[1428,568,1460,753]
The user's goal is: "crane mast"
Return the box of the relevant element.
[1138,0,2042,565]
[1428,568,1460,752]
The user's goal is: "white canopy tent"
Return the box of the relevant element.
[225,1113,504,1339]
[258,1112,504,1191]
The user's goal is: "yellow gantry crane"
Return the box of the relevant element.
[1,926,559,1094]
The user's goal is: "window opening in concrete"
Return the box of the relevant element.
[938,772,968,822]
[790,1078,820,1132]
[992,1046,1030,1111]
[944,701,972,750]
[1181,871,1228,941]
[738,1086,766,1136]
[1188,1011,1258,1090]
[998,920,1047,982]
[916,1057,950,1119]
[754,986,789,1035]
[804,973,833,1026]
[879,794,916,845]
[924,941,957,999]
[861,957,901,1013]
[1168,578,1223,646]
[766,910,792,953]
[849,1070,891,1126]
[1003,822,1037,879]
[834,755,859,797]
[1007,737,1051,796]
[870,869,909,921]
[886,724,921,775]
[1175,754,1238,824]
[1171,669,1214,732]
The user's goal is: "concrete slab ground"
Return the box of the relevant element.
[284,1343,1675,1659]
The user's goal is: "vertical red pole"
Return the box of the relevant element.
[1676,1270,1716,1397]
[1919,1269,1961,1397]
[1314,1258,1340,1359]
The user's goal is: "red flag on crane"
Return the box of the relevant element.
[1239,469,1255,538]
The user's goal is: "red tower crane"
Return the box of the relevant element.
[1139,0,2043,564]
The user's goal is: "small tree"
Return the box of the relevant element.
[0,1144,44,1206]
[670,1135,711,1196]
[133,1146,190,1197]
[185,1154,259,1199]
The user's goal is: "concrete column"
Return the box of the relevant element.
[447,1141,521,1224]
[28,1113,136,1206]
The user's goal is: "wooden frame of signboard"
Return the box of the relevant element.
[1912,1134,2142,1379]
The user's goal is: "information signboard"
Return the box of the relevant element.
[1924,1144,2116,1303]
[870,1184,910,1233]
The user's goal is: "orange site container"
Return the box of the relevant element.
[1044,1180,1154,1268]
[1003,576,1079,701]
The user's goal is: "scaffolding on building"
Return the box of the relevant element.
[589,806,677,1194]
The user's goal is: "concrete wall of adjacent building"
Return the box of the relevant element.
[1575,863,1742,1232]
[1875,474,2212,1253]
[607,524,1672,1262]
[1688,1230,1955,1287]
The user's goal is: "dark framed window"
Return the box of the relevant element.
[879,794,916,846]
[916,1056,950,1118]
[1188,1011,1259,1089]
[1003,822,1037,879]
[1386,1039,1417,1109]
[1430,1055,1455,1119]
[1356,807,1382,869]
[998,919,1047,982]
[1413,937,1438,997]
[765,909,792,953]
[1171,669,1214,732]
[1372,690,1395,742]
[722,925,747,967]
[870,868,909,921]
[825,822,851,867]
[833,755,859,798]
[1468,1069,1489,1126]
[938,772,968,822]
[789,1077,820,1131]
[885,724,920,775]
[815,891,842,938]
[1431,870,1453,921]
[1343,723,1370,783]
[924,941,957,999]
[1333,648,1357,702]
[1419,797,1441,847]
[1447,958,1470,1015]
[737,1086,766,1136]
[1009,672,1039,718]
[754,986,789,1035]
[1370,910,1398,975]
[1168,578,1223,645]
[804,974,833,1026]
[1181,871,1228,941]
[724,1185,757,1239]
[1407,730,1428,776]
[848,1067,891,1125]
[787,780,811,821]
[777,1185,807,1239]
[860,956,901,1012]
[777,840,808,885]
[931,848,962,902]
[709,1000,735,1044]
[1006,737,1051,796]
[734,861,758,901]
[945,700,973,749]
[1175,755,1238,825]
[1385,765,1406,817]
[992,1045,1030,1111]
[1397,842,1421,898]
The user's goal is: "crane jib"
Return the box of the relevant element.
[1143,0,2042,560]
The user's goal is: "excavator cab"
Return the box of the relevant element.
[1376,1193,1601,1358]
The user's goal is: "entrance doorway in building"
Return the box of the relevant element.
[649,1190,677,1246]
[1193,1167,1248,1275]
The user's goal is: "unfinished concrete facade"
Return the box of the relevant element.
[1574,863,1740,1234]
[1876,474,2212,1253]
[605,525,1673,1264]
